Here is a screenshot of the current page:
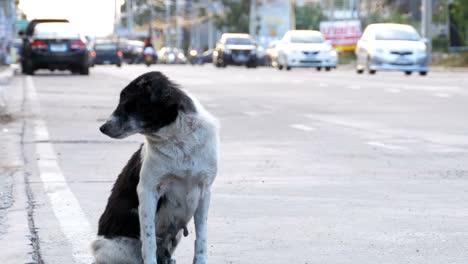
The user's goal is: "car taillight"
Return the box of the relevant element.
[117,51,123,57]
[32,40,47,49]
[71,40,86,50]
[91,51,96,57]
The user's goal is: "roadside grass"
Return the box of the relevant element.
[432,51,468,67]
[338,52,356,65]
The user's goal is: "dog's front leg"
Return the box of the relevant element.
[138,177,159,264]
[193,189,211,264]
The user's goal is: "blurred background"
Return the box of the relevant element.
[0,0,467,68]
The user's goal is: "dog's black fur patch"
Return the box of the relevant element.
[97,145,167,239]
[113,71,196,134]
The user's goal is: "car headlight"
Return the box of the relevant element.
[224,49,231,55]
[177,53,185,59]
[330,50,337,57]
[168,53,175,60]
[189,50,197,56]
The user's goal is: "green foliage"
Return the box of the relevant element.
[449,0,468,47]
[214,0,250,33]
[295,3,323,30]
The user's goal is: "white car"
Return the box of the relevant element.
[355,23,428,76]
[275,30,337,71]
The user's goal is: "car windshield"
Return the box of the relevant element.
[33,22,80,39]
[226,37,253,45]
[94,44,118,51]
[290,33,324,43]
[375,27,420,41]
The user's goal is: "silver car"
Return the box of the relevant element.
[355,23,428,76]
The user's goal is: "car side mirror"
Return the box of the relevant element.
[18,30,24,37]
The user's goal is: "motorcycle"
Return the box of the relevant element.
[144,53,155,67]
[188,49,203,65]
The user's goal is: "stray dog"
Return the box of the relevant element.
[91,71,219,264]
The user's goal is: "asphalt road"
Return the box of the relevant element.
[4,65,468,263]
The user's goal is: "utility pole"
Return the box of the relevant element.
[127,0,133,37]
[421,0,432,56]
[165,0,170,47]
[149,1,154,41]
[175,0,182,49]
[208,3,214,50]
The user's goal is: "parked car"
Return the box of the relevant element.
[275,30,337,71]
[213,33,257,68]
[90,42,123,67]
[158,47,186,64]
[265,40,280,66]
[355,23,428,76]
[20,20,90,75]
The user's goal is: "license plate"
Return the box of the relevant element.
[395,56,411,65]
[103,60,111,64]
[50,44,67,52]
[236,55,247,61]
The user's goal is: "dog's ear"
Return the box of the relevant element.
[146,73,172,103]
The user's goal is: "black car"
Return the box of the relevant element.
[90,43,123,67]
[213,33,257,68]
[121,40,144,64]
[20,20,89,75]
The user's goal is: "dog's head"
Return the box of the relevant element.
[99,71,195,139]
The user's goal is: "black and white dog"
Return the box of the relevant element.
[91,71,219,264]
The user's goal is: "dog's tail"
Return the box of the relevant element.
[91,237,142,264]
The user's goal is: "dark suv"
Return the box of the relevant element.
[20,19,89,75]
[213,33,257,68]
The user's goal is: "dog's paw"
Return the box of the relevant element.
[192,254,207,264]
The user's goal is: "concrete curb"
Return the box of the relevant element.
[0,75,36,263]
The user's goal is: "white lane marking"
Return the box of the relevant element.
[433,93,452,98]
[348,84,361,90]
[290,124,316,132]
[367,141,408,151]
[386,88,401,94]
[319,82,329,88]
[292,79,304,84]
[26,76,94,264]
[402,84,460,92]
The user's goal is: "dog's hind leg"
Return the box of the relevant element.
[91,237,143,264]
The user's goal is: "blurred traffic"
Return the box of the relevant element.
[0,1,466,75]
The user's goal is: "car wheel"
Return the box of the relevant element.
[316,67,322,71]
[356,68,364,74]
[278,64,283,70]
[80,65,89,75]
[286,66,291,71]
[116,63,122,68]
[325,67,331,71]
[419,71,427,76]
[369,70,376,74]
[405,71,412,75]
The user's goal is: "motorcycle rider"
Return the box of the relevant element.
[142,38,156,64]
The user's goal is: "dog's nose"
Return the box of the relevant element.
[99,124,107,134]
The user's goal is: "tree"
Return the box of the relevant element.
[214,0,250,33]
[295,3,323,30]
